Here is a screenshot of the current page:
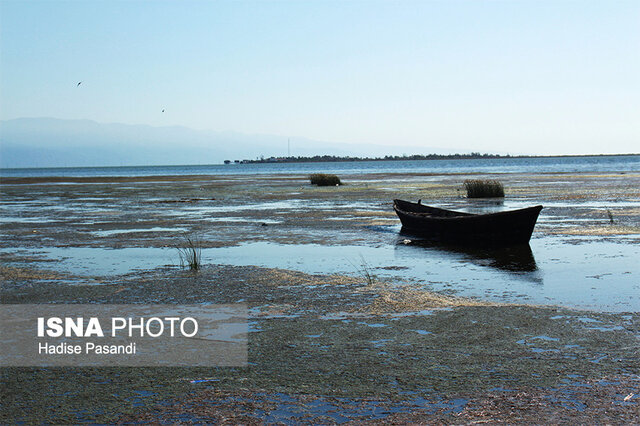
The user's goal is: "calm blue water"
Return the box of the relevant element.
[1,155,638,178]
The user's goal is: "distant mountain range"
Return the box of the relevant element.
[0,117,461,168]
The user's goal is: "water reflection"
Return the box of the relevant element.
[395,235,539,274]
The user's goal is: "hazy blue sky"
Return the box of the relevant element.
[1,0,638,155]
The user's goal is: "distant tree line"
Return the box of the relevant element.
[231,152,509,164]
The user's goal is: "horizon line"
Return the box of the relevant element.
[1,152,638,171]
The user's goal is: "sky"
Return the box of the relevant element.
[1,0,639,156]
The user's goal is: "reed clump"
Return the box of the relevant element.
[309,173,342,186]
[177,235,202,271]
[355,256,376,286]
[606,209,614,224]
[464,179,504,198]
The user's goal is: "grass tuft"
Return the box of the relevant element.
[350,255,376,286]
[177,235,202,271]
[309,173,342,186]
[464,179,504,198]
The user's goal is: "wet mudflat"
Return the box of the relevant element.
[1,171,639,423]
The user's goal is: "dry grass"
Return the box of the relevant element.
[549,225,640,236]
[251,268,360,287]
[359,286,492,314]
[0,265,70,282]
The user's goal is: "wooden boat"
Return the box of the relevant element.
[393,199,542,246]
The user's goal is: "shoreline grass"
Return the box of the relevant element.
[357,256,376,286]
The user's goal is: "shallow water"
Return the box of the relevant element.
[5,234,638,312]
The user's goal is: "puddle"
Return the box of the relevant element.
[92,227,189,237]
[175,201,308,214]
[590,355,608,364]
[531,335,559,341]
[2,235,638,312]
[578,317,602,323]
[584,325,625,332]
[164,200,379,216]
[530,347,560,353]
[2,247,178,276]
[204,217,283,224]
[358,323,388,328]
[370,339,392,347]
[0,216,54,223]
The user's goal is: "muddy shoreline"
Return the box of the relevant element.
[1,171,639,423]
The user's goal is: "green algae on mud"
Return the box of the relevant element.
[116,376,640,424]
[239,307,639,398]
[2,304,638,424]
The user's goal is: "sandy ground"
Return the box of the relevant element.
[1,171,639,423]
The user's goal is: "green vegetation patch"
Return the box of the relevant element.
[309,173,342,186]
[464,179,505,198]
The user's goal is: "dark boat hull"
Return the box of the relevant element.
[393,199,542,246]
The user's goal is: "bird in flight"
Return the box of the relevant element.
[161,109,165,113]
[77,81,82,87]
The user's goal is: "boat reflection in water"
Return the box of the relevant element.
[395,232,540,279]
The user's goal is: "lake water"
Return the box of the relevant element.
[1,155,639,178]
